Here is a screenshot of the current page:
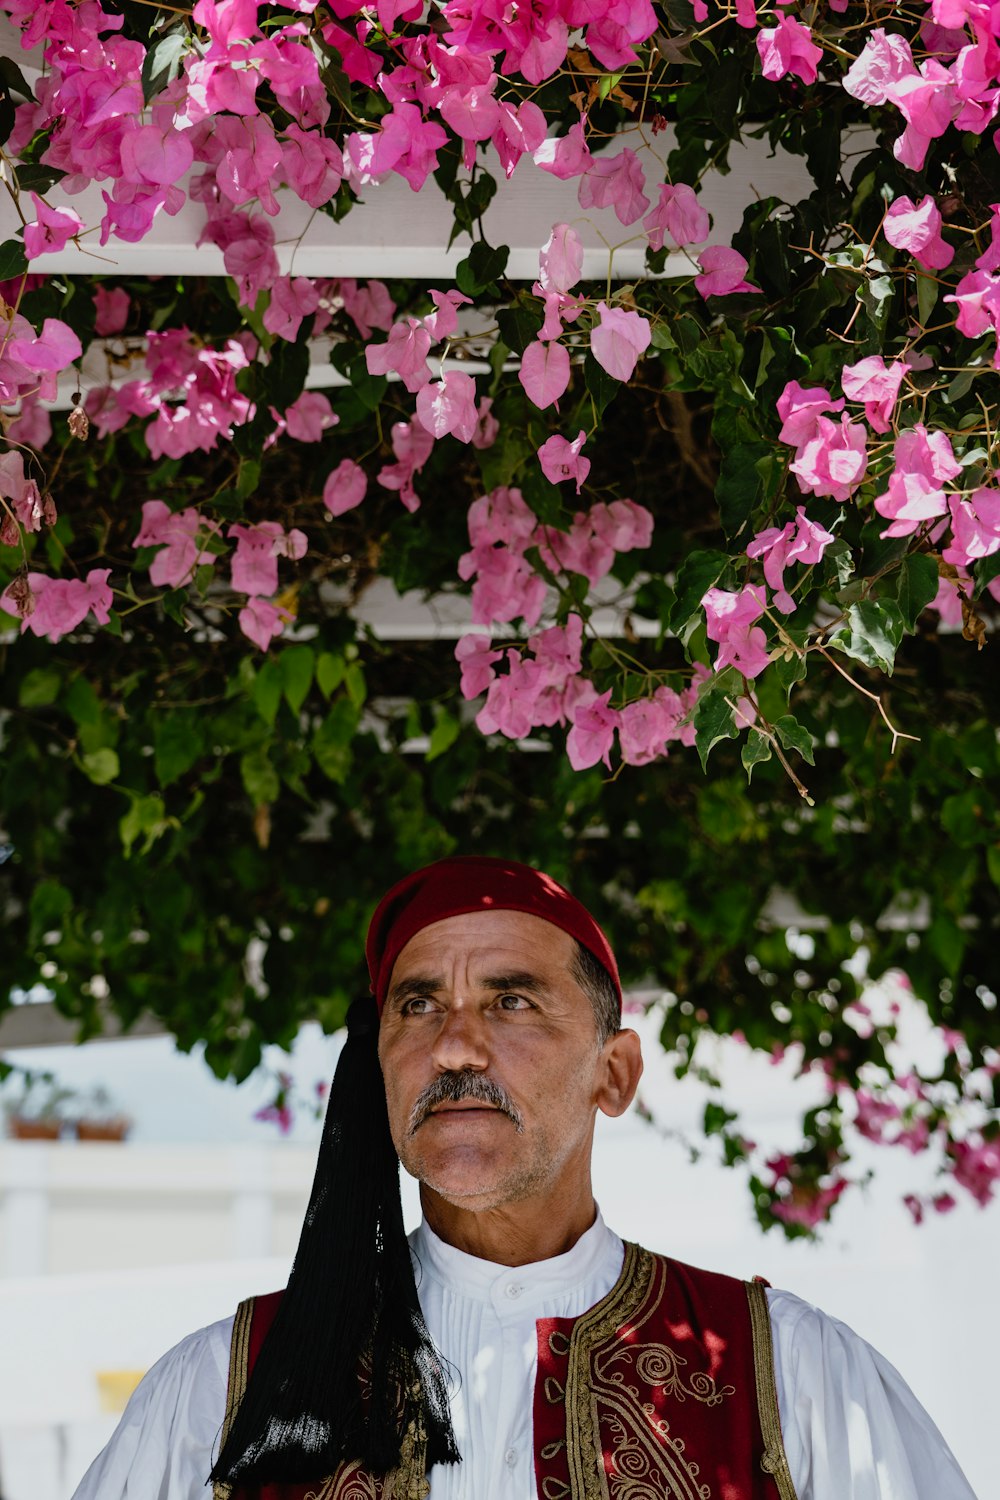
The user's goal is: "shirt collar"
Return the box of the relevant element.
[411,1207,622,1309]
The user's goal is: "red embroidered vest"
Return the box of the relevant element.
[214,1244,797,1500]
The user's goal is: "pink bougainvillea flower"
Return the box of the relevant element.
[776,381,845,447]
[455,632,503,700]
[943,268,1000,350]
[6,317,82,373]
[643,183,710,253]
[789,414,869,503]
[377,419,435,512]
[263,276,320,341]
[4,395,52,450]
[438,80,502,142]
[884,195,954,270]
[323,458,368,516]
[415,370,479,442]
[885,62,956,172]
[566,688,619,770]
[23,194,84,259]
[702,585,770,678]
[618,691,683,766]
[756,15,824,85]
[491,99,547,178]
[365,317,432,392]
[538,223,584,294]
[694,246,760,297]
[519,338,571,409]
[471,396,499,450]
[238,595,293,651]
[747,506,836,613]
[842,27,915,105]
[533,116,593,179]
[475,652,545,740]
[590,301,651,382]
[942,487,1000,565]
[4,568,113,641]
[119,123,194,188]
[577,147,650,226]
[975,204,1000,273]
[590,498,654,552]
[229,521,307,595]
[134,500,219,589]
[423,288,472,343]
[873,424,960,537]
[281,122,344,207]
[93,285,130,336]
[283,391,336,442]
[840,355,909,433]
[538,430,590,492]
[529,614,584,687]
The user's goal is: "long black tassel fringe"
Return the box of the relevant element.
[210,997,461,1488]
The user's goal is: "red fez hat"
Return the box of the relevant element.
[366,855,621,1013]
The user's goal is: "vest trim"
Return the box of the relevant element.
[214,1296,255,1500]
[745,1280,798,1500]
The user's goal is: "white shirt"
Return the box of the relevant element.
[71,1213,977,1500]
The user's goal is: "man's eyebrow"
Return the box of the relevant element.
[480,971,549,995]
[385,975,442,1009]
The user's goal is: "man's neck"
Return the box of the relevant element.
[419,1182,598,1267]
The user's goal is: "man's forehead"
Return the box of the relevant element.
[390,908,575,976]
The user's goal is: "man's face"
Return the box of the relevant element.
[377,909,620,1214]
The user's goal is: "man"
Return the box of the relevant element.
[73,856,976,1500]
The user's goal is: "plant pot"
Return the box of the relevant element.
[76,1118,130,1142]
[7,1117,62,1140]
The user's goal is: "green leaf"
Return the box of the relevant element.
[455,242,509,296]
[141,26,187,104]
[741,728,773,781]
[240,746,280,806]
[119,794,170,858]
[773,714,815,766]
[987,845,1000,889]
[894,553,939,630]
[316,651,345,699]
[426,707,460,762]
[773,651,807,702]
[0,238,28,283]
[64,675,101,728]
[915,270,939,328]
[18,667,61,708]
[668,550,729,635]
[253,658,284,726]
[693,674,741,771]
[312,698,360,783]
[345,662,367,709]
[81,747,120,785]
[584,352,619,416]
[973,552,1000,595]
[715,442,769,542]
[834,599,905,674]
[280,645,314,714]
[29,879,72,945]
[237,458,261,499]
[496,304,539,355]
[154,714,204,787]
[0,55,35,102]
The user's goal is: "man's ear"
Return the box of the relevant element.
[595,1029,644,1119]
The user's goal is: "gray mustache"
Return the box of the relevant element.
[408,1070,524,1134]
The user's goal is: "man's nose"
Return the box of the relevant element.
[430,1002,490,1074]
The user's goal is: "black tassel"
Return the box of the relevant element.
[210,997,460,1488]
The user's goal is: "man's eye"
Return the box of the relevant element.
[401,996,434,1015]
[496,993,531,1011]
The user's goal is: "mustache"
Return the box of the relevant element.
[408,1070,524,1135]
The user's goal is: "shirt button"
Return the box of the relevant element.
[504,1282,522,1299]
[504,1448,518,1468]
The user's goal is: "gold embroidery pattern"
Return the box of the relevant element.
[561,1246,731,1500]
[212,1297,255,1500]
[745,1281,798,1500]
